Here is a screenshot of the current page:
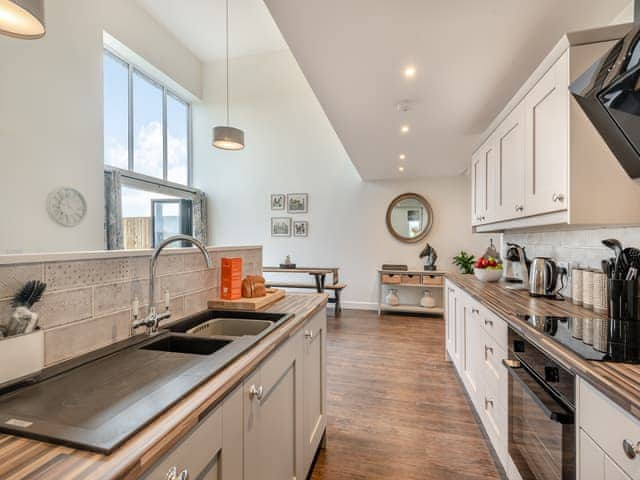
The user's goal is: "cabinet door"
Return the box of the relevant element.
[463,300,482,407]
[445,285,456,357]
[244,332,303,480]
[454,292,466,372]
[580,429,632,480]
[496,103,526,220]
[471,151,484,226]
[484,139,498,223]
[303,310,327,475]
[524,51,569,216]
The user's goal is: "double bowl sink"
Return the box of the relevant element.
[0,309,291,453]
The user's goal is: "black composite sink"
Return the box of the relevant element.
[141,334,232,355]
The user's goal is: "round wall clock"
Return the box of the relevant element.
[47,187,87,227]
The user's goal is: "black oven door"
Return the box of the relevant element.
[504,359,575,480]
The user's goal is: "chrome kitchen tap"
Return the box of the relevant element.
[132,234,212,335]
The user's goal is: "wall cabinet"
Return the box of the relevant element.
[145,309,327,480]
[471,26,640,232]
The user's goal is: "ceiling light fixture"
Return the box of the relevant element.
[404,65,416,78]
[398,166,405,172]
[213,0,245,150]
[399,154,406,160]
[401,125,410,134]
[0,0,45,39]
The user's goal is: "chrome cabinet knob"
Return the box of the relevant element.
[623,439,640,459]
[178,469,189,480]
[471,308,480,315]
[552,193,565,202]
[485,398,494,409]
[249,384,264,400]
[484,345,494,359]
[166,466,178,480]
[484,319,494,326]
[514,205,524,212]
[304,330,314,340]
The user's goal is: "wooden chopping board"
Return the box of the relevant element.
[207,288,285,311]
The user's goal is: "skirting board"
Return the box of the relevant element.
[341,301,378,311]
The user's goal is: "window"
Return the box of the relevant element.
[103,49,191,186]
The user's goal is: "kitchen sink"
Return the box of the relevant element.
[140,334,232,355]
[186,318,272,337]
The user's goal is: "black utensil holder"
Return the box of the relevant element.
[608,279,640,321]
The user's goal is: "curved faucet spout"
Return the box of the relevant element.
[134,235,212,335]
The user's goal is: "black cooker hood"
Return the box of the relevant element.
[570,5,640,180]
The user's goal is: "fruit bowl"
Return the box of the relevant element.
[473,267,503,283]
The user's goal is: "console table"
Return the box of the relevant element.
[377,269,445,316]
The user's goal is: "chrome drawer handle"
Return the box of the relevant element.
[552,193,565,202]
[249,384,264,400]
[484,319,493,326]
[471,308,480,315]
[514,205,524,212]
[305,330,314,340]
[166,466,178,480]
[485,345,494,360]
[623,439,640,459]
[178,469,189,480]
[485,398,494,409]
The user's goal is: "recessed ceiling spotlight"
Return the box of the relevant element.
[404,66,416,78]
[401,125,410,134]
[398,166,405,172]
[399,154,406,160]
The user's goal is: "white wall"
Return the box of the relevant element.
[0,0,201,254]
[193,51,489,308]
[611,1,633,23]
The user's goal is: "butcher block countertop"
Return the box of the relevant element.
[447,273,640,421]
[0,293,328,480]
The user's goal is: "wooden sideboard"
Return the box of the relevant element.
[376,270,445,316]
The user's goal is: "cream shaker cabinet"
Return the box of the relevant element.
[524,51,569,217]
[579,429,631,480]
[463,301,483,409]
[495,102,526,221]
[302,310,328,476]
[471,137,498,226]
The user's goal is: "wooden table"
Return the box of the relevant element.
[263,267,339,292]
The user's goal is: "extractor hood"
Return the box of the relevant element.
[570,4,640,180]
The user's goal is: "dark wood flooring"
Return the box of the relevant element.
[310,309,501,480]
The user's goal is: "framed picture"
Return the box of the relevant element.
[271,217,291,237]
[293,220,308,237]
[287,193,308,213]
[270,194,285,210]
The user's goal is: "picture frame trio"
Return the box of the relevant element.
[270,193,308,237]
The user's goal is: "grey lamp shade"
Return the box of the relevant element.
[212,126,245,150]
[0,0,45,39]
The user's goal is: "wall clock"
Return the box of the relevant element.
[46,187,87,227]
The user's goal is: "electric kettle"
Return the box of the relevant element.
[528,257,560,298]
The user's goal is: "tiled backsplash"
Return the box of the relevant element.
[0,246,262,366]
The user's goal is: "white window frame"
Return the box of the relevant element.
[103,47,193,186]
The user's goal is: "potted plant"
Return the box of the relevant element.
[452,251,475,274]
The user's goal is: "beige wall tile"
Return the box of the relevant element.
[44,311,130,365]
[156,254,184,276]
[94,279,148,317]
[184,253,213,272]
[33,288,93,329]
[0,264,44,300]
[128,257,150,280]
[183,289,214,316]
[45,259,129,291]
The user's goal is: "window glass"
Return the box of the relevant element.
[167,94,189,185]
[133,71,164,179]
[103,52,129,169]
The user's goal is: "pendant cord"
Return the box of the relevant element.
[225,0,230,126]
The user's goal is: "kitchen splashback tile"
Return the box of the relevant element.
[0,264,44,300]
[94,279,148,317]
[34,287,93,329]
[44,311,130,365]
[45,259,129,291]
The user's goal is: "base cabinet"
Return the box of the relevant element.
[144,309,327,480]
[580,429,631,480]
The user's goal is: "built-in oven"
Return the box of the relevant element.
[505,327,576,480]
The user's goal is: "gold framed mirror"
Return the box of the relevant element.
[385,193,433,243]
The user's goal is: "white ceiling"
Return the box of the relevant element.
[264,0,630,180]
[136,0,287,62]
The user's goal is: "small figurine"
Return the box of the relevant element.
[419,243,438,271]
[280,255,296,269]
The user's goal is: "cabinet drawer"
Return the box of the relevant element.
[401,274,420,285]
[143,404,222,480]
[483,330,508,406]
[480,306,508,348]
[422,275,443,286]
[382,274,401,284]
[579,378,640,479]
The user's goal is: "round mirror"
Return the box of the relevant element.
[385,193,433,243]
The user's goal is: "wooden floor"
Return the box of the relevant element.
[310,309,502,480]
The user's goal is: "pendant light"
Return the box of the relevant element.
[0,0,45,39]
[213,0,245,150]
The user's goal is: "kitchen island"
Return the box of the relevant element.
[0,293,328,480]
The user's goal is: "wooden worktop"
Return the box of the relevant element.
[447,273,640,420]
[0,293,328,480]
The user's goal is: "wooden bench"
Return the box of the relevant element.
[265,281,347,313]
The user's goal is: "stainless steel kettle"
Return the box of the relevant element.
[528,257,560,297]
